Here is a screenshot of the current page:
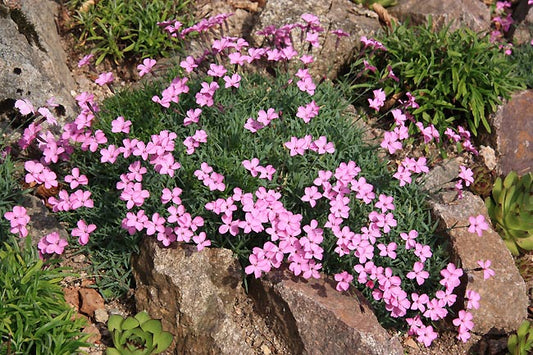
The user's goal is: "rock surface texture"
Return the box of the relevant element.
[389,0,491,32]
[423,159,528,335]
[251,0,381,80]
[0,0,76,122]
[132,238,402,355]
[490,89,533,177]
[248,267,404,355]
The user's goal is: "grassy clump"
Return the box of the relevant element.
[60,64,449,327]
[345,18,524,136]
[66,0,192,65]
[0,235,89,354]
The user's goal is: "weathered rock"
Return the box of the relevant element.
[20,194,68,247]
[0,0,76,123]
[132,238,402,354]
[79,288,106,318]
[94,308,109,324]
[490,90,533,177]
[389,0,491,32]
[132,238,286,355]
[423,159,528,335]
[251,0,381,80]
[63,286,80,310]
[248,267,404,355]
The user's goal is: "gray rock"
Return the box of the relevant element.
[251,0,381,80]
[132,238,289,355]
[132,238,404,354]
[20,194,68,247]
[489,90,533,177]
[389,0,491,32]
[0,0,77,124]
[248,267,404,355]
[423,160,528,335]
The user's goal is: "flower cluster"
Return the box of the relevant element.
[3,12,498,348]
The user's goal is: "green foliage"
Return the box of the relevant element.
[508,320,533,355]
[485,172,533,255]
[106,311,173,355]
[0,153,26,244]
[0,235,89,354]
[345,18,524,136]
[67,0,192,65]
[62,65,449,327]
[510,42,533,89]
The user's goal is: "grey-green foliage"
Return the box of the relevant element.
[346,18,524,136]
[0,236,89,354]
[510,42,533,89]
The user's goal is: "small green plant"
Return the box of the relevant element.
[510,42,533,89]
[485,171,533,255]
[106,311,173,355]
[0,235,89,354]
[346,18,524,136]
[67,0,192,65]
[508,320,533,355]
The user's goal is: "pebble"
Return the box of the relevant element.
[73,254,86,263]
[94,308,109,324]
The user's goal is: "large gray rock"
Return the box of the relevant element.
[423,159,528,336]
[489,90,533,177]
[248,267,404,355]
[389,0,491,32]
[0,0,77,123]
[251,0,381,80]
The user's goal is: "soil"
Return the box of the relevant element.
[48,2,533,355]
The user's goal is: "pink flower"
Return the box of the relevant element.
[459,166,474,187]
[465,289,480,310]
[417,325,438,347]
[368,89,386,112]
[180,56,198,73]
[71,219,96,245]
[223,73,241,88]
[207,63,227,77]
[375,194,394,213]
[111,116,132,134]
[95,72,114,86]
[400,230,418,250]
[77,54,93,68]
[468,214,489,237]
[242,158,260,177]
[64,167,89,189]
[477,259,495,280]
[15,99,35,115]
[406,261,429,285]
[38,232,68,256]
[193,232,211,251]
[184,108,202,126]
[296,101,319,123]
[378,242,397,260]
[440,263,463,291]
[334,271,353,292]
[4,206,30,238]
[137,58,156,77]
[301,186,322,207]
